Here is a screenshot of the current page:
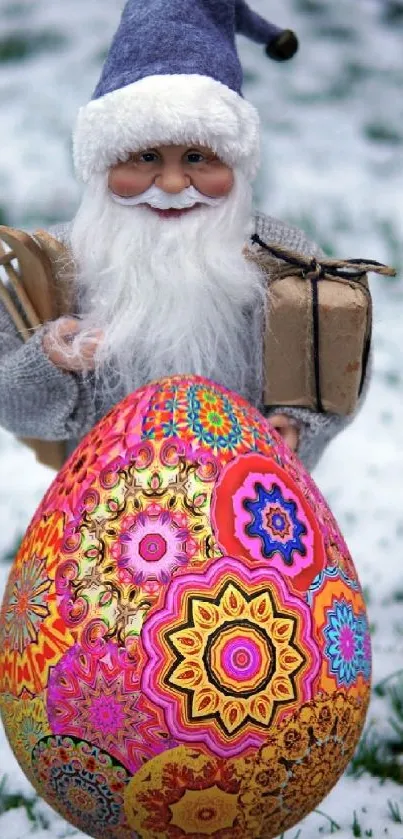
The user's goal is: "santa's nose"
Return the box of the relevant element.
[155,166,191,193]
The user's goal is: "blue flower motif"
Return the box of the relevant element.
[244,482,306,566]
[324,599,371,687]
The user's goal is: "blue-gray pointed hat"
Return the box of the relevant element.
[74,0,298,183]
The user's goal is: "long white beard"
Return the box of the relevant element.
[69,171,265,403]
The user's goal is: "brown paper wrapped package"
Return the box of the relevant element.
[264,270,372,415]
[247,235,394,417]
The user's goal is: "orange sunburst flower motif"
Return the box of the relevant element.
[142,558,321,757]
[168,583,303,735]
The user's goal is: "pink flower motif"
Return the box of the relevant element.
[88,694,126,738]
[115,509,193,585]
[47,641,175,773]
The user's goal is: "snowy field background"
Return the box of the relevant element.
[0,0,403,836]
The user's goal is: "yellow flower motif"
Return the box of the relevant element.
[169,786,238,835]
[0,694,51,785]
[168,582,304,734]
[124,746,251,839]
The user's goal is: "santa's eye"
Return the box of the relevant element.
[185,151,205,164]
[138,151,159,163]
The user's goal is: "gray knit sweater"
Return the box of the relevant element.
[0,212,368,471]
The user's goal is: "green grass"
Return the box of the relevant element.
[0,206,9,226]
[0,31,67,64]
[1,533,23,564]
[352,811,363,837]
[313,808,340,833]
[350,811,374,837]
[382,1,403,24]
[375,219,403,280]
[294,0,327,15]
[364,123,403,146]
[0,775,49,829]
[387,800,403,823]
[349,672,403,785]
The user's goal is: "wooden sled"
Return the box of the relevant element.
[0,225,70,471]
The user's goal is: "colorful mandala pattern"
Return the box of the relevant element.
[0,376,371,839]
[283,454,358,586]
[212,454,326,592]
[2,553,51,655]
[142,378,278,462]
[31,735,133,838]
[47,641,177,773]
[0,694,51,785]
[36,383,159,524]
[114,507,195,585]
[124,692,368,839]
[312,577,371,696]
[241,692,369,838]
[124,746,251,839]
[53,437,223,649]
[142,557,321,757]
[323,598,371,686]
[0,512,74,697]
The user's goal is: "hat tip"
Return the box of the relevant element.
[265,29,298,62]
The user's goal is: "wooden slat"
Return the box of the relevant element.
[0,278,31,341]
[0,234,41,329]
[0,225,56,323]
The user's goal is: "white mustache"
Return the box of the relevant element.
[109,183,226,210]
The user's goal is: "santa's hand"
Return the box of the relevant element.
[42,317,103,372]
[269,413,300,452]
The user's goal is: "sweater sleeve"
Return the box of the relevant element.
[264,398,368,472]
[254,212,371,471]
[0,301,96,441]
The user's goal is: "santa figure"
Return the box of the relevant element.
[0,0,363,470]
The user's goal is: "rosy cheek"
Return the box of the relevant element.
[214,169,235,196]
[196,168,234,198]
[108,167,152,197]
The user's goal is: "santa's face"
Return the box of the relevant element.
[107,143,235,219]
[69,145,265,405]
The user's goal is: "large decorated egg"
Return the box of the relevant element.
[0,376,371,839]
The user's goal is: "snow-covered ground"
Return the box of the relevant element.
[0,0,403,836]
